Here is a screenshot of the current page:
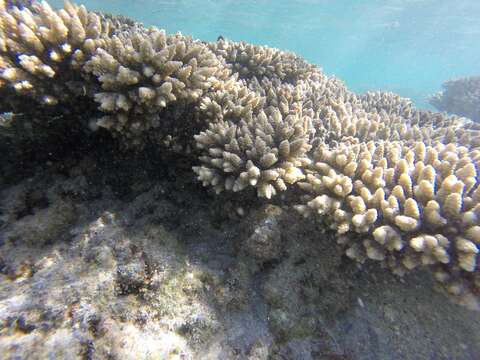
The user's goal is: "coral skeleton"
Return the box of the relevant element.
[1,0,480,308]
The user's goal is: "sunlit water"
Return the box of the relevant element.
[50,0,480,109]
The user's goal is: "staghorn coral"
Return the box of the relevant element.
[293,125,480,306]
[1,1,480,309]
[191,72,362,198]
[196,79,264,125]
[209,38,317,84]
[84,27,233,148]
[192,75,336,198]
[193,106,313,198]
[430,76,480,122]
[0,0,126,122]
[359,91,413,118]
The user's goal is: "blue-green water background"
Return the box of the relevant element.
[51,0,480,109]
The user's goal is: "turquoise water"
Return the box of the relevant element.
[51,0,480,109]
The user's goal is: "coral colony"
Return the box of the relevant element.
[430,76,480,123]
[1,0,480,307]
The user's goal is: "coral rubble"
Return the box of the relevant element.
[1,0,480,309]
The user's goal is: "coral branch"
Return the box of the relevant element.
[1,0,480,308]
[430,76,480,122]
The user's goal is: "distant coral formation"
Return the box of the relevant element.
[430,76,480,122]
[1,0,480,308]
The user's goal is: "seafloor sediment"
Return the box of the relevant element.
[1,148,480,360]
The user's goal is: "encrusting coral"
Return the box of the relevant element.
[1,0,480,309]
[430,76,480,123]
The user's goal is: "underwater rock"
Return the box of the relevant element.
[0,151,478,358]
[244,205,283,263]
[116,257,147,295]
[1,198,76,246]
[260,220,355,342]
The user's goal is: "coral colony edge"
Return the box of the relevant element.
[430,76,480,123]
[1,0,480,310]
